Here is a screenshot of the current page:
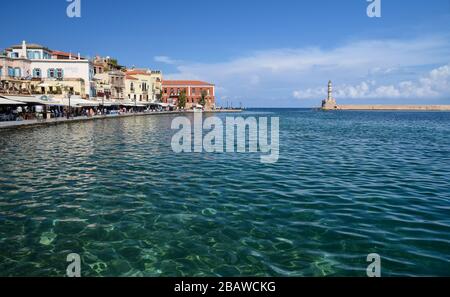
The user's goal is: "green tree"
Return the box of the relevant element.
[199,90,207,107]
[178,90,187,109]
[156,90,163,102]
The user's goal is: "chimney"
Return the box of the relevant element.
[21,40,27,58]
[78,53,81,60]
[69,52,72,60]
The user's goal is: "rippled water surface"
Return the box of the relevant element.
[1,109,449,276]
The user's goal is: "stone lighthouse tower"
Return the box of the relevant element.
[322,80,337,110]
[327,80,333,101]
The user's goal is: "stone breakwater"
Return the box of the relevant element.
[323,105,450,111]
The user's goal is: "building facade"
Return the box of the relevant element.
[94,70,125,100]
[0,54,33,95]
[92,56,124,75]
[162,80,215,110]
[125,69,162,103]
[150,71,162,102]
[1,41,95,98]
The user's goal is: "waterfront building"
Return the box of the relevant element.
[150,70,162,102]
[162,80,215,110]
[0,52,33,95]
[124,69,162,103]
[92,56,124,75]
[94,70,125,100]
[1,41,95,98]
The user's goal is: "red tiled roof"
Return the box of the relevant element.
[52,50,85,60]
[125,75,138,80]
[126,70,151,76]
[52,50,71,56]
[162,80,214,86]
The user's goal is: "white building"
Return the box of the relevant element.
[4,41,94,98]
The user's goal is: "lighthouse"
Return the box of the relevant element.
[322,80,337,110]
[328,80,333,100]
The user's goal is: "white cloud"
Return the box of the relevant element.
[293,64,450,100]
[154,55,177,65]
[162,36,450,106]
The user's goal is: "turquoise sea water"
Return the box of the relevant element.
[0,109,449,276]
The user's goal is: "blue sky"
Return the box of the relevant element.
[1,0,450,107]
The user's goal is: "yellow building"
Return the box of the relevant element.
[150,70,162,102]
[125,69,161,103]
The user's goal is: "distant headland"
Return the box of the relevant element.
[321,81,450,111]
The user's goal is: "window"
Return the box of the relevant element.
[14,68,21,77]
[0,67,2,77]
[56,69,64,79]
[33,68,42,78]
[10,52,19,58]
[48,68,55,78]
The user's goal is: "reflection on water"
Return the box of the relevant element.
[0,110,449,276]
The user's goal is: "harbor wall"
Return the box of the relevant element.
[325,105,450,111]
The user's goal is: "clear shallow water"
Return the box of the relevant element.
[0,109,449,276]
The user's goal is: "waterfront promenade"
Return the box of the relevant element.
[0,109,242,131]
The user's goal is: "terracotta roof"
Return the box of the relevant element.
[125,75,138,80]
[52,50,85,59]
[52,50,71,56]
[126,70,151,76]
[10,43,49,50]
[162,80,214,86]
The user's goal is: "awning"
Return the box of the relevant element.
[120,101,147,107]
[60,97,100,107]
[0,96,26,105]
[102,101,121,107]
[76,99,100,107]
[1,95,60,106]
